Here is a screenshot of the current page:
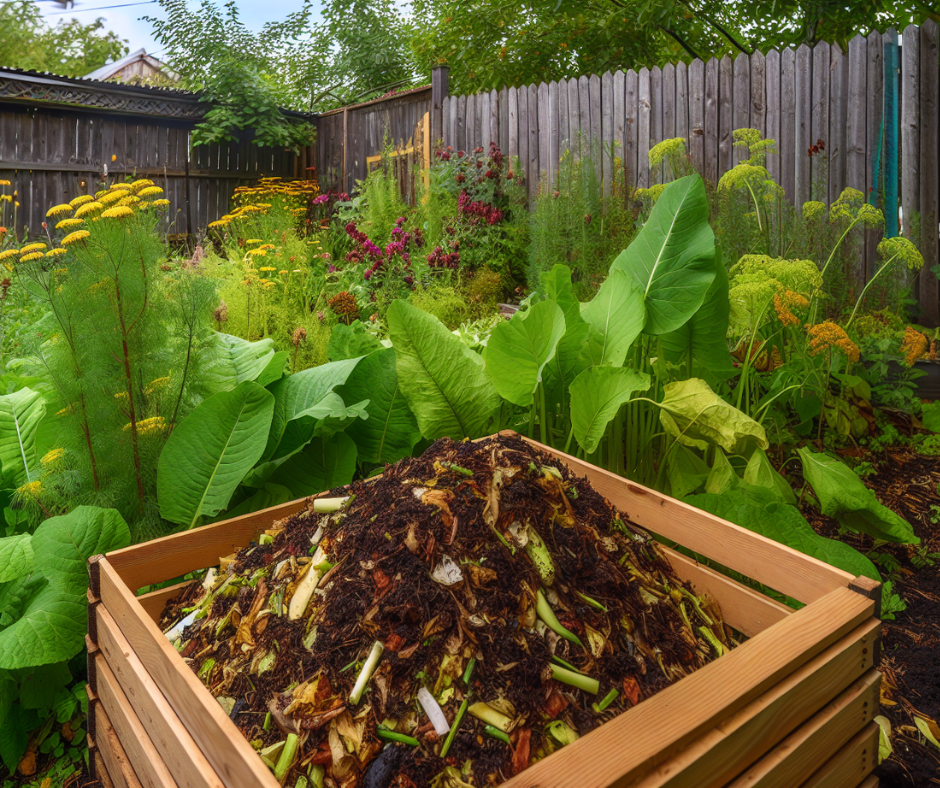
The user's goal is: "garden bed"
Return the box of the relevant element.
[84,433,883,788]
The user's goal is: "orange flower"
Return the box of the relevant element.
[773,290,809,327]
[806,322,859,362]
[900,325,928,366]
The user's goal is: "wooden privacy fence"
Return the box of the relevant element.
[0,68,311,238]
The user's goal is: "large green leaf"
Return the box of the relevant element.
[611,174,716,335]
[265,358,363,459]
[660,250,734,381]
[0,388,45,488]
[273,393,369,461]
[31,506,130,595]
[0,579,85,669]
[158,381,275,527]
[659,378,768,454]
[387,300,501,440]
[570,366,650,454]
[579,269,646,367]
[483,300,566,407]
[207,333,277,393]
[328,322,383,362]
[339,348,419,465]
[268,433,358,497]
[688,488,881,585]
[220,483,294,520]
[0,535,34,585]
[744,448,797,505]
[798,448,919,544]
[0,678,29,771]
[542,265,591,415]
[664,444,710,499]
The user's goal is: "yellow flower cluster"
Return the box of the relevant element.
[0,249,17,262]
[61,230,90,246]
[123,416,167,436]
[807,321,860,362]
[75,201,104,218]
[56,218,83,230]
[46,204,73,217]
[70,195,94,208]
[773,290,809,327]
[829,188,884,228]
[900,326,929,366]
[19,252,43,262]
[801,201,826,221]
[144,376,171,395]
[648,137,687,169]
[877,236,924,271]
[45,248,67,258]
[16,480,42,499]
[20,242,47,255]
[40,448,65,466]
[101,206,135,220]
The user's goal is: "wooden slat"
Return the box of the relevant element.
[865,32,884,281]
[137,581,193,623]
[765,49,781,184]
[661,549,791,636]
[508,87,519,166]
[99,560,280,788]
[918,20,940,326]
[528,83,540,203]
[518,437,854,603]
[662,62,677,142]
[638,67,651,188]
[632,621,880,788]
[489,88,499,151]
[568,77,581,159]
[498,87,509,156]
[797,723,879,788]
[704,57,720,184]
[558,76,569,157]
[811,41,830,200]
[94,700,144,788]
[547,81,559,188]
[579,75,591,150]
[590,73,602,185]
[829,42,847,205]
[95,749,117,788]
[901,24,920,242]
[601,71,614,193]
[749,51,766,139]
[846,34,869,199]
[858,777,878,788]
[688,59,705,175]
[95,656,179,788]
[499,586,875,788]
[625,69,639,188]
[650,66,663,182]
[780,47,797,202]
[726,669,880,788]
[538,80,550,187]
[794,43,813,207]
[106,499,306,595]
[517,86,528,188]
[718,55,734,177]
[96,606,223,788]
[613,70,626,188]
[733,53,751,163]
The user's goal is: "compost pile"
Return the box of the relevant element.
[160,434,733,788]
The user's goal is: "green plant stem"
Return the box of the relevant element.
[845,252,901,327]
[113,275,145,512]
[377,727,420,747]
[440,698,468,758]
[538,382,547,445]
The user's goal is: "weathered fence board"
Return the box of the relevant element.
[919,20,940,325]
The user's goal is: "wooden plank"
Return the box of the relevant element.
[538,80,550,188]
[548,80,560,188]
[865,32,884,281]
[676,61,689,150]
[498,586,875,788]
[106,499,306,592]
[638,67,652,188]
[829,42,848,205]
[661,549,791,636]
[96,606,223,788]
[579,75,591,151]
[94,700,144,788]
[601,71,614,193]
[625,69,639,188]
[901,24,920,242]
[613,70,626,190]
[95,656,179,788]
[662,62,677,142]
[794,43,814,207]
[726,669,880,788]
[704,57,720,184]
[517,86,529,189]
[846,34,869,203]
[765,49,781,185]
[518,437,855,603]
[95,750,117,788]
[498,87,509,157]
[858,777,878,788]
[558,76,569,157]
[689,59,705,176]
[508,87,519,167]
[137,581,193,624]
[918,19,939,326]
[456,93,466,155]
[733,53,751,163]
[812,41,831,201]
[568,77,581,158]
[528,83,540,203]
[750,50,766,139]
[718,55,734,177]
[590,73,602,185]
[797,723,879,788]
[632,622,880,788]
[99,560,280,788]
[650,66,663,182]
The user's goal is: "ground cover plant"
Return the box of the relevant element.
[159,434,731,787]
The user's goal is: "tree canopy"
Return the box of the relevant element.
[0,0,128,77]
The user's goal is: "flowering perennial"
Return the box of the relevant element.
[807,321,860,362]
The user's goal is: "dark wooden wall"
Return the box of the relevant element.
[316,87,431,195]
[0,103,300,238]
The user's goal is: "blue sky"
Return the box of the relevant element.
[39,0,316,61]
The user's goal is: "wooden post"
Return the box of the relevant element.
[919,20,939,326]
[431,66,450,149]
[341,106,348,195]
[884,29,900,239]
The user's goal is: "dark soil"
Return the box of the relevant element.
[799,448,940,787]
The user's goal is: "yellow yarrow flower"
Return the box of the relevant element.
[45,248,67,258]
[0,250,18,262]
[152,199,170,208]
[259,266,277,272]
[61,230,91,246]
[137,186,164,198]
[70,195,94,208]
[16,480,42,499]
[46,204,73,217]
[56,218,84,230]
[20,243,47,255]
[74,202,104,218]
[262,280,276,288]
[208,219,230,229]
[246,248,267,257]
[19,252,43,262]
[101,206,134,219]
[0,179,10,186]
[773,290,809,327]
[144,376,171,395]
[130,178,154,189]
[99,191,125,205]
[123,416,166,435]
[259,244,276,250]
[40,448,65,466]
[246,239,264,244]
[110,183,132,191]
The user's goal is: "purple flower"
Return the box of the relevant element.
[364,269,373,280]
[328,264,337,273]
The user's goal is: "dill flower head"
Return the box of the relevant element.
[807,321,860,362]
[101,206,135,220]
[648,137,687,168]
[46,204,72,217]
[56,218,84,230]
[801,201,826,220]
[877,236,924,271]
[70,195,94,208]
[829,188,884,228]
[19,252,43,262]
[731,255,823,295]
[144,376,171,395]
[20,243,47,255]
[98,190,124,205]
[732,128,763,149]
[0,250,18,262]
[45,248,67,258]
[74,202,104,218]
[773,290,809,326]
[137,186,164,198]
[61,230,91,246]
[900,326,929,366]
[40,448,65,466]
[16,480,42,499]
[718,163,769,195]
[635,184,667,204]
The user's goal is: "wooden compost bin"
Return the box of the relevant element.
[84,434,884,788]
